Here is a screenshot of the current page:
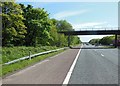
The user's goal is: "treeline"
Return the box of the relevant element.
[1,2,81,47]
[89,36,116,45]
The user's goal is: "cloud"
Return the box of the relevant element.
[52,10,88,19]
[72,22,108,30]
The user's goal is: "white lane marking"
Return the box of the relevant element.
[62,46,82,84]
[101,54,104,57]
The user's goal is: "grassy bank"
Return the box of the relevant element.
[2,49,65,76]
[2,46,59,63]
[100,45,115,48]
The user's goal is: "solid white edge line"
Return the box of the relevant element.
[62,45,82,85]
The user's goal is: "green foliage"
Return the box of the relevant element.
[89,36,115,45]
[20,4,52,46]
[49,26,58,46]
[1,2,81,77]
[89,38,100,45]
[71,36,81,45]
[56,20,73,31]
[2,46,58,63]
[99,36,115,45]
[2,49,65,76]
[2,2,81,47]
[50,19,80,47]
[1,2,27,46]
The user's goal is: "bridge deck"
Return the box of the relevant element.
[59,30,120,35]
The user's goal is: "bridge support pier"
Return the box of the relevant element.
[68,35,70,47]
[115,34,117,48]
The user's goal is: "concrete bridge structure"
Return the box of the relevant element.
[59,29,120,48]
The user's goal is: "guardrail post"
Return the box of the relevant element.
[29,51,31,60]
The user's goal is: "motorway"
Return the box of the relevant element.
[2,44,119,85]
[3,48,79,84]
[69,44,118,84]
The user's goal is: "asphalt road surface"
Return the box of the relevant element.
[2,44,119,85]
[3,48,79,84]
[69,44,118,84]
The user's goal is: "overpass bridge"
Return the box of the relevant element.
[58,29,120,48]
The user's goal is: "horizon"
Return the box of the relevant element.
[17,2,118,42]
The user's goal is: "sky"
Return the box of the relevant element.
[17,2,118,42]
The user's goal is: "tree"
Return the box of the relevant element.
[89,38,100,45]
[1,2,26,46]
[56,20,73,31]
[49,25,58,46]
[71,36,81,45]
[50,19,80,46]
[20,4,52,46]
[99,36,115,45]
[2,2,81,47]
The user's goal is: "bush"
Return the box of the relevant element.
[6,44,14,47]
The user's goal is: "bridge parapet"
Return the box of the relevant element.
[74,27,118,31]
[59,30,120,35]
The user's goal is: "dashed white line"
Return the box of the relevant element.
[101,54,104,57]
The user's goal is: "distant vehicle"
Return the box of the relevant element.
[85,43,89,45]
[95,43,99,46]
[110,44,113,46]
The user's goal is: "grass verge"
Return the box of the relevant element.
[2,46,59,63]
[2,49,66,77]
[102,46,115,48]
